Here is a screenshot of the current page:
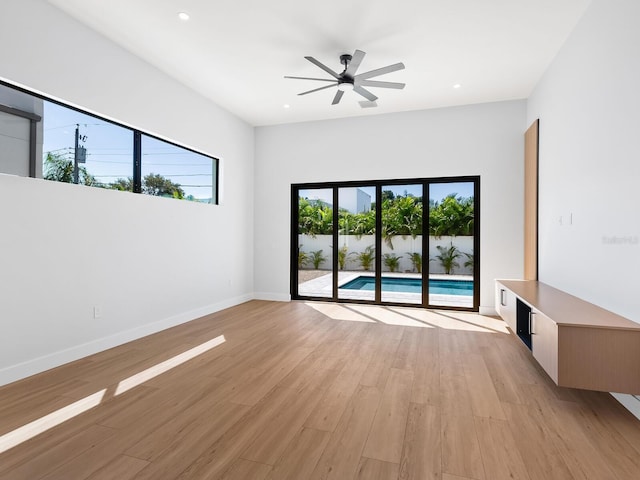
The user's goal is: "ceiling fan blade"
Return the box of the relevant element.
[353,85,378,102]
[359,80,405,89]
[355,62,405,80]
[298,83,338,96]
[305,56,341,79]
[285,76,338,82]
[332,90,344,105]
[344,49,366,77]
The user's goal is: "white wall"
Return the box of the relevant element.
[527,0,640,418]
[0,0,254,385]
[527,0,640,324]
[255,101,526,311]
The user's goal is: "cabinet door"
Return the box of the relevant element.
[531,310,558,384]
[495,282,517,332]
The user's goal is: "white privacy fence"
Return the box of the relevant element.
[298,235,474,275]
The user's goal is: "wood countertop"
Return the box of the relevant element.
[496,280,640,331]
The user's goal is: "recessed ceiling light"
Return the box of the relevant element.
[178,12,190,21]
[283,104,290,109]
[453,83,462,89]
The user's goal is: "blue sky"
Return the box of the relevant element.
[353,182,474,202]
[42,102,214,199]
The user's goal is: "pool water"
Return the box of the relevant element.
[340,276,473,296]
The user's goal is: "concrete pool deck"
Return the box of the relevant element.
[297,271,474,308]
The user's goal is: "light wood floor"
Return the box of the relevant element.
[1,300,640,480]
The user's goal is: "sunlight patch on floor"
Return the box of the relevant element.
[304,302,509,333]
[115,335,226,395]
[0,389,107,455]
[0,335,227,455]
[306,302,376,323]
[389,307,509,334]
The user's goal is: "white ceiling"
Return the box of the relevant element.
[46,0,590,127]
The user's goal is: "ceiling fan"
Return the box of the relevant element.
[285,49,405,106]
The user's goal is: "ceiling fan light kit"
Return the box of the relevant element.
[285,49,405,107]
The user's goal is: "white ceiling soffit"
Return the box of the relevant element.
[46,0,591,127]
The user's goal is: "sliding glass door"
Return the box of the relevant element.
[337,186,377,302]
[380,184,423,304]
[292,177,479,311]
[296,187,334,299]
[427,181,476,309]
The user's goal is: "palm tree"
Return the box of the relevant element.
[436,243,461,274]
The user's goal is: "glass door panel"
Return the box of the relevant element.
[337,186,376,301]
[428,182,475,308]
[297,188,334,298]
[381,184,423,304]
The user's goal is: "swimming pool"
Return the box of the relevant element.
[340,276,473,296]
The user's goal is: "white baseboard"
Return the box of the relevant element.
[611,393,640,421]
[0,294,253,387]
[479,306,498,316]
[253,292,291,302]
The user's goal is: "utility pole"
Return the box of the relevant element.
[73,124,79,184]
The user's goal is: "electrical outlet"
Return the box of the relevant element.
[93,306,102,319]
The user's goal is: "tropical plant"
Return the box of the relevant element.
[338,245,349,270]
[43,152,97,186]
[298,198,333,237]
[429,194,474,237]
[383,253,402,272]
[352,245,375,271]
[299,191,473,238]
[436,243,461,275]
[463,252,474,270]
[407,252,422,273]
[381,194,423,248]
[310,249,327,269]
[298,246,309,269]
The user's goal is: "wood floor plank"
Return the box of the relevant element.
[171,385,316,479]
[2,301,640,480]
[398,403,440,480]
[0,424,116,480]
[359,333,401,389]
[502,401,575,480]
[304,356,370,432]
[310,385,382,480]
[84,455,149,480]
[462,353,506,420]
[241,384,323,465]
[479,342,527,404]
[392,328,420,371]
[362,368,413,464]
[474,417,531,480]
[410,352,440,406]
[219,458,272,480]
[124,400,250,463]
[522,386,618,480]
[277,351,343,392]
[265,427,330,480]
[439,373,473,417]
[441,412,485,480]
[354,457,399,480]
[230,346,314,406]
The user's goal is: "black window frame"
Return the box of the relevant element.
[0,79,219,205]
[291,175,480,312]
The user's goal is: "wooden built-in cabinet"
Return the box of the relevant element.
[496,279,640,395]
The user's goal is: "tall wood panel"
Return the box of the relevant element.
[524,120,539,280]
